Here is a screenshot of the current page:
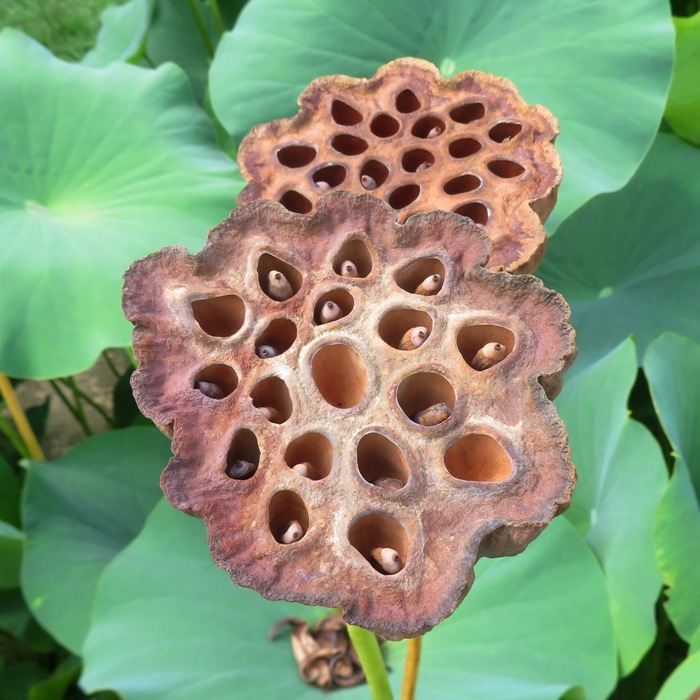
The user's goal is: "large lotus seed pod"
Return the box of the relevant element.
[123,192,576,640]
[237,58,562,273]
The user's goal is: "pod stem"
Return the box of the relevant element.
[0,373,45,460]
[345,624,394,700]
[400,636,422,700]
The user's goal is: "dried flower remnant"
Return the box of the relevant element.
[238,58,562,272]
[123,191,576,640]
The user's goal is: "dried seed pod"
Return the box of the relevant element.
[371,547,403,574]
[472,341,508,370]
[281,520,304,544]
[258,406,284,423]
[319,300,342,323]
[194,380,225,399]
[410,402,452,426]
[256,344,278,359]
[340,260,358,277]
[124,191,576,640]
[399,326,429,350]
[267,270,294,301]
[415,274,442,295]
[237,58,563,273]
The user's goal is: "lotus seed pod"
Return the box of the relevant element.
[237,57,562,273]
[123,191,577,640]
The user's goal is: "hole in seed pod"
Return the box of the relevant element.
[359,160,389,190]
[357,433,409,489]
[411,116,445,139]
[456,324,514,371]
[348,513,408,575]
[331,134,369,156]
[279,190,312,214]
[269,491,309,544]
[489,121,522,143]
[387,184,420,210]
[377,308,433,351]
[448,138,482,159]
[276,144,317,168]
[314,289,354,325]
[453,201,489,225]
[194,364,238,399]
[251,376,292,424]
[255,318,297,358]
[394,258,446,295]
[487,160,525,179]
[331,99,363,126]
[444,434,513,482]
[449,102,485,124]
[257,253,302,301]
[284,433,333,480]
[395,89,421,113]
[443,174,481,195]
[312,164,346,190]
[312,343,367,408]
[191,294,245,337]
[333,238,373,278]
[402,149,435,173]
[396,372,456,426]
[225,429,260,480]
[370,113,400,138]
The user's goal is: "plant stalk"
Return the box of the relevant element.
[49,380,93,437]
[400,636,422,700]
[60,377,116,428]
[346,624,394,700]
[0,373,45,460]
[187,0,215,57]
[208,0,225,37]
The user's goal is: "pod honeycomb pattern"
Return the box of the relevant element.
[238,58,562,273]
[123,192,576,640]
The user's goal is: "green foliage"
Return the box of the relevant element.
[0,0,698,698]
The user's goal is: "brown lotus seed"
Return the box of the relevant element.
[319,300,342,323]
[281,520,304,544]
[194,380,225,399]
[372,477,404,491]
[316,180,331,191]
[399,326,429,350]
[256,344,278,359]
[415,274,442,295]
[472,341,507,370]
[371,547,403,574]
[410,402,452,426]
[427,126,442,138]
[340,260,358,277]
[292,462,311,477]
[268,270,294,301]
[360,174,377,190]
[227,459,256,479]
[258,406,284,423]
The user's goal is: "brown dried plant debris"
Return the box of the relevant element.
[238,57,562,273]
[123,191,576,640]
[269,614,364,689]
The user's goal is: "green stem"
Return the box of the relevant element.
[60,377,116,428]
[49,381,92,437]
[346,625,394,700]
[0,414,30,460]
[102,350,121,378]
[208,0,225,37]
[187,0,215,58]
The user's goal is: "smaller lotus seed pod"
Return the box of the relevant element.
[372,477,404,491]
[371,547,403,574]
[267,270,294,301]
[426,126,442,138]
[340,260,358,278]
[360,175,377,191]
[319,300,342,324]
[292,462,311,477]
[472,341,508,371]
[399,326,429,350]
[414,273,442,296]
[410,402,452,426]
[194,380,225,399]
[226,459,256,480]
[256,344,278,359]
[258,406,284,423]
[281,520,304,544]
[316,181,331,191]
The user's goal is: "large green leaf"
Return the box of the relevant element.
[645,333,700,642]
[81,500,615,699]
[655,648,700,700]
[555,339,667,674]
[0,29,242,379]
[21,427,170,653]
[539,133,700,375]
[0,521,23,590]
[665,10,700,146]
[0,455,21,527]
[209,0,673,230]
